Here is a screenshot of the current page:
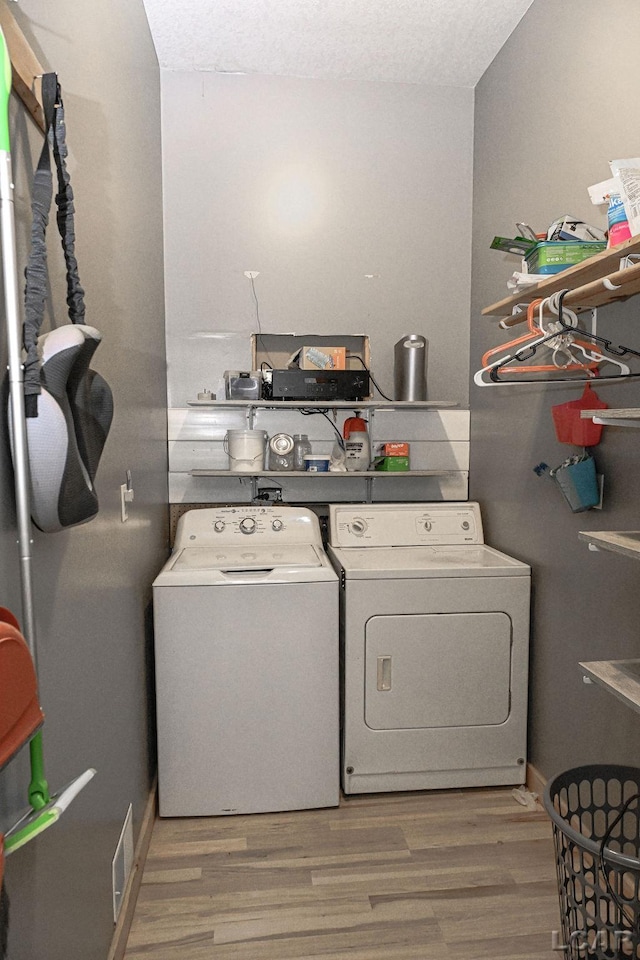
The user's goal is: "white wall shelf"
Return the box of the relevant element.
[578,531,640,712]
[169,404,470,504]
[581,408,640,427]
[191,469,460,478]
[578,530,640,560]
[579,660,640,715]
[188,400,458,411]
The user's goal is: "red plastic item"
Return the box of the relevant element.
[551,384,608,446]
[343,416,368,439]
[0,611,44,770]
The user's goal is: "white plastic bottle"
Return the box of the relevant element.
[343,416,370,472]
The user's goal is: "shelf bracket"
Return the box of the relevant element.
[365,476,373,503]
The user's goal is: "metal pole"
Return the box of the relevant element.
[0,27,37,666]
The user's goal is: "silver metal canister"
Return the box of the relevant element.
[394,334,428,401]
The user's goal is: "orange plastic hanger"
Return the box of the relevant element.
[479,298,599,377]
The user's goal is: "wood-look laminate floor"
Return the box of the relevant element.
[124,787,560,960]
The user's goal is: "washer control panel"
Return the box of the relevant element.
[329,502,483,547]
[174,505,324,547]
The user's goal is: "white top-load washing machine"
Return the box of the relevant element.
[152,506,339,817]
[327,502,531,795]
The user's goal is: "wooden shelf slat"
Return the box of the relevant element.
[0,2,45,132]
[579,659,640,714]
[482,235,640,322]
[578,530,640,559]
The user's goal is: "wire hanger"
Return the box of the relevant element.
[477,288,640,384]
[553,289,640,359]
[474,298,604,386]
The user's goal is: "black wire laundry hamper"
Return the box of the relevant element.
[544,765,640,958]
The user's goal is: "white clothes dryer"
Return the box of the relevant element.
[327,502,531,795]
[153,506,339,817]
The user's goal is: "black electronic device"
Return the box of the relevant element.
[269,369,370,402]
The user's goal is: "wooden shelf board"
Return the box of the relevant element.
[578,530,640,559]
[580,408,640,421]
[482,235,640,319]
[0,4,45,132]
[579,659,640,714]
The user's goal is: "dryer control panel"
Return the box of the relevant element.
[329,502,484,547]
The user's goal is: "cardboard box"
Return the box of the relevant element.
[524,240,606,276]
[251,334,370,379]
[547,216,606,243]
[377,442,409,457]
[374,456,410,472]
[300,346,346,370]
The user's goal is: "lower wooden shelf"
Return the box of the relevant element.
[190,470,460,478]
[581,408,640,426]
[579,660,640,714]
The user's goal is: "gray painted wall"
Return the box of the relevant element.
[0,2,168,958]
[471,0,640,780]
[161,71,474,408]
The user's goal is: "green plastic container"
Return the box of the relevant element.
[374,456,410,472]
[524,240,606,275]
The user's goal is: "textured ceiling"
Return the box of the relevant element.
[142,0,535,87]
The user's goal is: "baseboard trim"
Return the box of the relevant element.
[107,776,157,960]
[526,762,547,800]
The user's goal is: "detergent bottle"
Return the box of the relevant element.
[343,416,370,472]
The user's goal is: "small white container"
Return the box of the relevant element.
[304,454,331,473]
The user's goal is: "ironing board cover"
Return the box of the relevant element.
[18,74,113,531]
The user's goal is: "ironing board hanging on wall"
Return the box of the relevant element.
[18,73,113,533]
[0,28,96,868]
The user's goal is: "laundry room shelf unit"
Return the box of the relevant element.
[575,409,640,708]
[577,530,640,710]
[170,401,470,505]
[482,234,640,324]
[481,238,640,718]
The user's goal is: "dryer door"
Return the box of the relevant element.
[365,613,512,729]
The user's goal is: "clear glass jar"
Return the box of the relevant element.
[293,434,312,471]
[268,433,294,471]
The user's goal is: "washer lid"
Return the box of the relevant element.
[328,543,530,578]
[173,543,323,572]
[153,543,338,586]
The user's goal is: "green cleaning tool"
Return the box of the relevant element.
[4,769,96,854]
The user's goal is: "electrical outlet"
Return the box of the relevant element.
[120,470,134,522]
[112,804,134,923]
